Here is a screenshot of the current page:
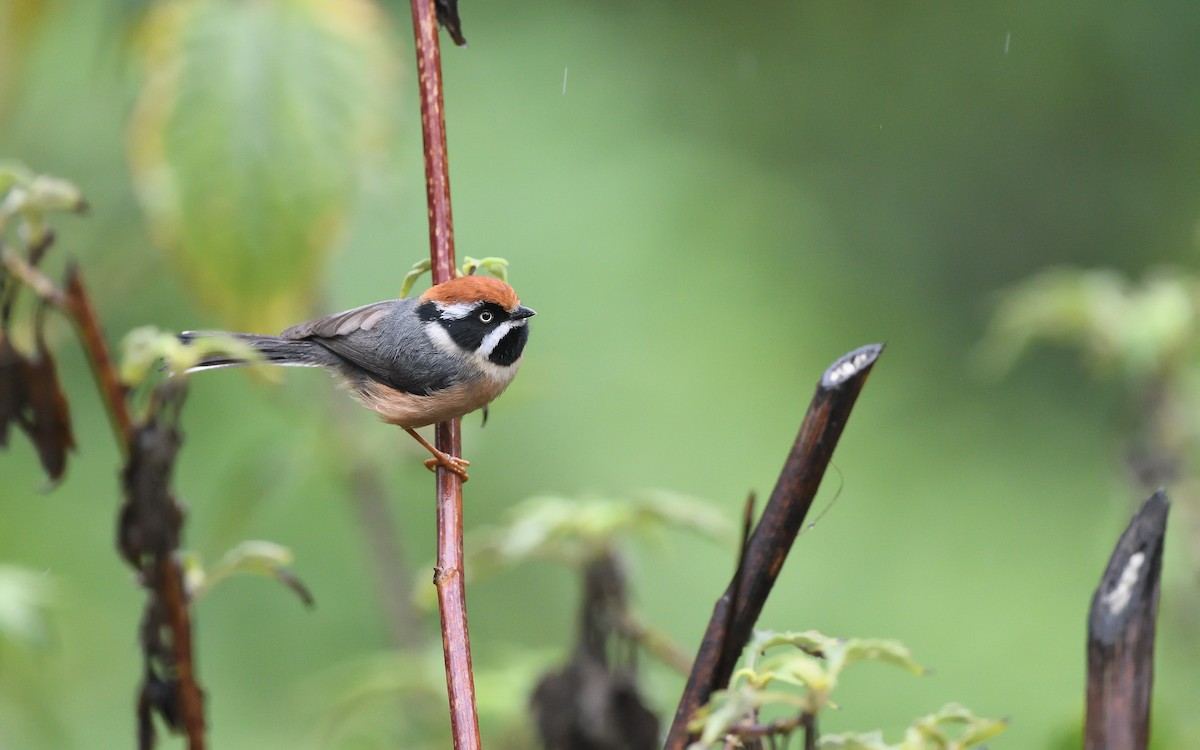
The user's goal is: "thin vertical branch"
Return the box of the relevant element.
[407,1,480,748]
[157,555,205,749]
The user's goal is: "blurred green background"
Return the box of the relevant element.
[3,0,1200,747]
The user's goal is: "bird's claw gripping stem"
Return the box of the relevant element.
[423,452,470,481]
[405,427,470,481]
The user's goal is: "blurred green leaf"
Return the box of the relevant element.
[977,267,1199,380]
[470,489,731,569]
[818,732,891,750]
[307,648,550,748]
[0,165,86,242]
[0,565,54,647]
[186,540,314,607]
[903,703,1009,749]
[0,0,50,119]
[127,0,401,330]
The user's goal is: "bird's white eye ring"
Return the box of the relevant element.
[479,311,494,323]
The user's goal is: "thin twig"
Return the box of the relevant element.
[64,265,134,452]
[0,247,67,307]
[157,555,205,749]
[664,344,883,749]
[407,0,480,747]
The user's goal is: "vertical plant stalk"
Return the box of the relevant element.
[664,344,883,749]
[407,1,481,748]
[157,555,205,750]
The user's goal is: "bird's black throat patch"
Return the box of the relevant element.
[488,325,528,367]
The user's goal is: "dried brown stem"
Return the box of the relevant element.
[64,265,134,453]
[3,246,203,746]
[407,0,480,747]
[664,344,883,749]
[157,555,205,749]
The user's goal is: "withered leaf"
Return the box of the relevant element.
[435,0,467,46]
[118,382,186,566]
[0,332,26,448]
[19,343,76,483]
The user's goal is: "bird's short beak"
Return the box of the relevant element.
[511,306,536,320]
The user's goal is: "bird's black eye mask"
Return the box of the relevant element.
[419,301,514,354]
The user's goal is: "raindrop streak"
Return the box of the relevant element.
[562,67,569,95]
[1004,31,1011,54]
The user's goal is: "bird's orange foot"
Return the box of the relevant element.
[423,452,470,482]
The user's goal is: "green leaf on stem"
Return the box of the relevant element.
[185,540,314,608]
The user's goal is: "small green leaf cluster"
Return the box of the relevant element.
[399,256,513,298]
[977,267,1199,380]
[688,630,1005,750]
[0,565,56,648]
[181,540,313,608]
[0,161,86,245]
[468,490,731,569]
[821,704,1008,750]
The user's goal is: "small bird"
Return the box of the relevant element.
[182,275,534,480]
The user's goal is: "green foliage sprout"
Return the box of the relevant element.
[399,256,511,298]
[687,630,1005,750]
[976,267,1198,380]
[0,162,87,244]
[469,490,730,570]
[181,540,313,608]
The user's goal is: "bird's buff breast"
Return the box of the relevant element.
[353,370,517,428]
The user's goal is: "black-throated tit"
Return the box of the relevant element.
[183,275,534,480]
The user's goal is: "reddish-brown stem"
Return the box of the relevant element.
[157,555,205,749]
[64,265,134,453]
[408,0,480,748]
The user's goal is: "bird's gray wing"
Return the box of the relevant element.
[279,300,398,340]
[278,299,446,395]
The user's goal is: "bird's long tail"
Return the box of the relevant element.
[180,331,331,371]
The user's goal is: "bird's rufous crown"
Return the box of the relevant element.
[420,275,521,311]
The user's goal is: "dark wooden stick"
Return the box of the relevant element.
[664,344,883,749]
[1084,490,1169,750]
[407,0,480,747]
